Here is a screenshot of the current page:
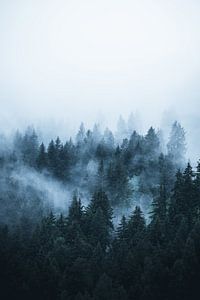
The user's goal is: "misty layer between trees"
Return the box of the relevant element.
[0,119,185,226]
[1,119,200,299]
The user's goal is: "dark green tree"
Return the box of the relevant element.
[37,142,47,170]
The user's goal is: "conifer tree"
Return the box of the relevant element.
[47,140,56,174]
[150,184,167,222]
[37,142,47,170]
[127,206,146,246]
[167,121,186,167]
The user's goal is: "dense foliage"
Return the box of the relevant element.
[1,162,200,299]
[1,120,198,300]
[0,120,186,225]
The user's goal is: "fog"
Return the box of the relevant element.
[0,0,200,161]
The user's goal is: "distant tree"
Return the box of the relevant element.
[194,160,200,211]
[96,142,109,160]
[85,190,113,249]
[37,142,47,170]
[93,123,102,143]
[55,136,62,153]
[168,163,197,231]
[106,159,132,205]
[158,153,175,193]
[117,115,127,141]
[96,160,106,190]
[126,206,146,246]
[68,195,84,226]
[56,213,67,236]
[62,139,77,179]
[116,215,128,241]
[87,191,113,229]
[144,127,160,157]
[168,170,185,228]
[167,121,186,167]
[127,112,136,135]
[21,127,39,167]
[76,123,86,145]
[150,184,167,222]
[13,130,23,157]
[123,130,141,170]
[47,140,56,174]
[182,163,196,224]
[103,128,115,149]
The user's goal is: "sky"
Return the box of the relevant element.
[0,0,200,160]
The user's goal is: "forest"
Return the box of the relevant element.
[0,119,200,300]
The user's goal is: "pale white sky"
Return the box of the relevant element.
[0,0,200,160]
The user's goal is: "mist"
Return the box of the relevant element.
[1,1,200,298]
[0,0,200,163]
[0,0,200,221]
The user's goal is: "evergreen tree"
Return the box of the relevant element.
[167,121,186,167]
[182,163,196,223]
[21,127,39,167]
[85,191,113,249]
[116,215,128,241]
[93,123,102,143]
[144,127,160,157]
[95,159,106,190]
[127,206,146,246]
[127,112,136,135]
[87,190,113,229]
[107,158,131,205]
[117,115,127,141]
[68,195,84,226]
[103,128,115,149]
[168,170,185,228]
[47,140,57,174]
[150,184,167,222]
[194,160,200,217]
[76,123,86,145]
[37,142,47,170]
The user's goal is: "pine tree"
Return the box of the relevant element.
[21,127,39,167]
[65,196,86,247]
[93,123,102,143]
[96,160,105,190]
[103,128,115,149]
[182,163,196,223]
[106,158,131,205]
[127,112,136,135]
[76,123,86,145]
[68,195,84,226]
[168,170,184,228]
[47,140,56,174]
[117,115,127,141]
[87,190,113,229]
[37,143,47,170]
[85,191,113,249]
[116,215,128,241]
[194,160,200,215]
[167,121,186,167]
[145,127,160,157]
[150,184,167,222]
[127,206,146,246]
[56,213,67,236]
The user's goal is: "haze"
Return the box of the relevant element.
[0,0,200,160]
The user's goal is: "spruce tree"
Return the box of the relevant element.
[150,184,167,222]
[37,142,47,170]
[167,121,186,167]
